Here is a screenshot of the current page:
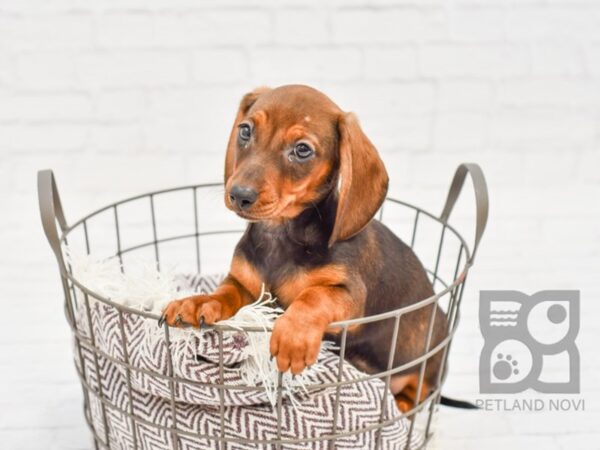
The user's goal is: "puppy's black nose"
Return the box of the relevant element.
[229,185,258,210]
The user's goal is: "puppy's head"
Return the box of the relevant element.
[224,85,388,246]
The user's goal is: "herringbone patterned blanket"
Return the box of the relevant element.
[70,265,423,449]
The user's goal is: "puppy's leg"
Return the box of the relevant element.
[270,286,356,375]
[161,276,247,327]
[392,373,431,413]
[162,255,261,327]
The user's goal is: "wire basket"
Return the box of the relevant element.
[38,163,488,449]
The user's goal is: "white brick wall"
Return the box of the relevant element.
[1,1,599,449]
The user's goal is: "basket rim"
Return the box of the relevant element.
[60,182,473,332]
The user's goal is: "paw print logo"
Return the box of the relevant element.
[485,339,531,386]
[493,353,519,380]
[479,291,580,394]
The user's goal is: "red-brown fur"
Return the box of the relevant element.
[161,85,447,412]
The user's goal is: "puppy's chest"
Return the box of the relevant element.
[253,252,313,307]
[247,239,326,307]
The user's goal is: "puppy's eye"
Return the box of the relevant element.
[293,143,314,160]
[238,124,252,142]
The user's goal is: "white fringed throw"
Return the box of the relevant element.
[68,252,422,449]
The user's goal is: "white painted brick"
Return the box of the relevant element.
[444,435,562,450]
[68,155,188,196]
[407,153,482,187]
[0,13,22,48]
[510,411,600,436]
[328,82,436,116]
[585,44,600,75]
[185,11,271,45]
[187,154,233,184]
[273,9,329,45]
[541,217,599,257]
[97,12,155,48]
[0,93,93,121]
[96,0,159,9]
[77,51,189,87]
[94,90,146,121]
[506,6,600,41]
[148,86,240,120]
[438,80,493,111]
[149,88,206,117]
[16,52,79,89]
[556,434,600,450]
[497,80,599,107]
[420,5,450,41]
[250,48,362,83]
[0,124,88,151]
[143,114,230,154]
[522,151,580,187]
[420,44,530,77]
[579,149,600,184]
[332,9,447,44]
[492,185,600,220]
[192,49,248,83]
[8,154,82,196]
[145,87,241,152]
[489,110,596,149]
[0,0,96,13]
[531,43,586,76]
[364,46,418,80]
[11,13,94,50]
[449,7,505,42]
[88,124,143,152]
[505,151,580,187]
[433,112,488,151]
[0,402,84,429]
[0,427,91,450]
[153,14,188,46]
[370,0,445,5]
[365,114,432,152]
[150,0,282,9]
[0,162,13,194]
[436,410,511,440]
[506,8,554,40]
[0,52,14,85]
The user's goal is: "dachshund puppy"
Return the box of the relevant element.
[161,85,448,412]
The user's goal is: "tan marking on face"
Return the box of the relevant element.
[250,110,268,128]
[284,125,305,142]
[284,125,320,149]
[229,256,263,299]
[276,265,347,306]
[274,160,332,219]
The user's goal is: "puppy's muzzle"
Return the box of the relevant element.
[228,185,258,210]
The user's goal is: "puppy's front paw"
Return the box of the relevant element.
[160,295,226,328]
[269,314,325,375]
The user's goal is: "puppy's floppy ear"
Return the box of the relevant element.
[224,87,271,185]
[329,113,389,247]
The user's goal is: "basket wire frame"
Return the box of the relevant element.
[38,164,488,449]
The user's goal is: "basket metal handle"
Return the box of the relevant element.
[440,163,489,264]
[38,169,68,276]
